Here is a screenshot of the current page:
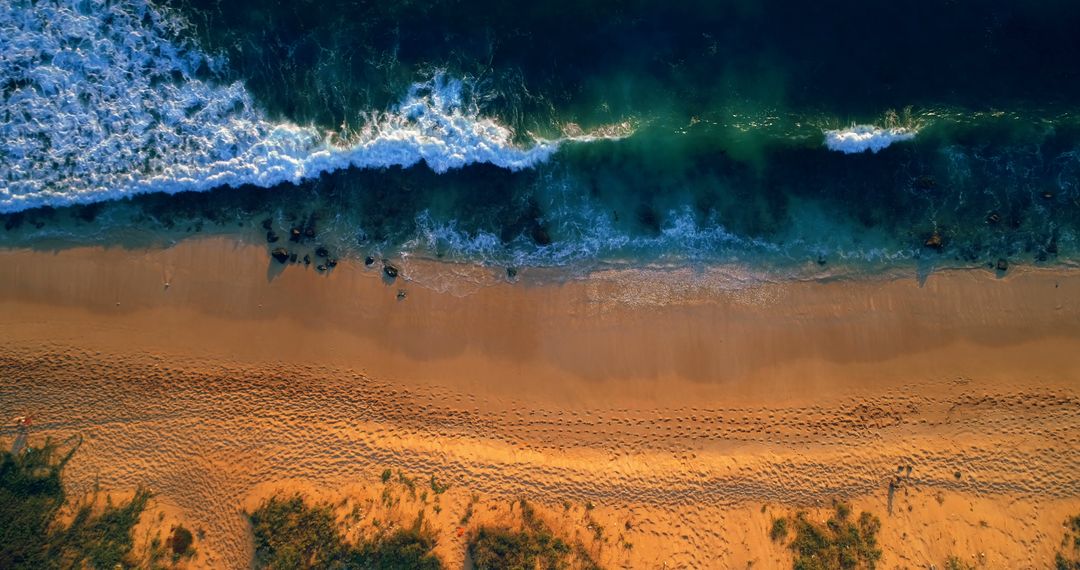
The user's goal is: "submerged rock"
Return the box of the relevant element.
[3,213,25,231]
[266,230,279,243]
[531,225,551,246]
[261,218,273,230]
[289,227,302,242]
[271,247,289,263]
[986,211,1001,225]
[289,252,297,263]
[507,267,518,279]
[365,256,375,266]
[996,258,1008,272]
[924,230,944,250]
[303,254,311,266]
[315,246,329,258]
[327,259,337,268]
[383,264,399,279]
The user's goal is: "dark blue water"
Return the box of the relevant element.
[1,0,1078,280]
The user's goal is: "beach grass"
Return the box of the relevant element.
[249,493,442,569]
[1,438,150,570]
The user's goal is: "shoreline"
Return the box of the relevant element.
[1,237,1078,406]
[1,237,1079,567]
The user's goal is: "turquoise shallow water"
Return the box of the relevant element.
[1,0,1079,279]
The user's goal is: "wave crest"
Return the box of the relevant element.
[0,0,563,213]
[823,125,916,154]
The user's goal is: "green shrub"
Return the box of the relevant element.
[773,502,882,570]
[249,494,443,570]
[468,527,543,570]
[169,525,195,558]
[429,474,450,495]
[0,439,72,568]
[1056,515,1080,569]
[250,495,344,569]
[1,437,150,570]
[350,527,441,570]
[49,488,152,569]
[945,555,974,570]
[770,517,789,542]
[467,500,601,570]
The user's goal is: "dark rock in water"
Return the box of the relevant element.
[383,264,399,279]
[507,267,518,279]
[986,211,1000,225]
[914,175,937,190]
[315,246,329,258]
[637,204,661,234]
[816,254,827,266]
[3,212,25,231]
[327,258,337,268]
[316,264,327,272]
[924,230,944,250]
[364,256,375,266]
[303,254,311,266]
[289,252,298,263]
[271,248,289,263]
[1042,191,1054,200]
[261,218,272,230]
[73,203,102,223]
[304,227,316,239]
[266,230,279,243]
[996,258,1008,272]
[290,227,302,242]
[397,289,407,300]
[531,225,552,246]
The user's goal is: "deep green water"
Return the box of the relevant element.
[2,0,1079,280]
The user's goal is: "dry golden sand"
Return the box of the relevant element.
[0,237,1078,568]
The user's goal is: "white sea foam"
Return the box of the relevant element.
[0,0,583,213]
[402,202,779,271]
[823,125,916,154]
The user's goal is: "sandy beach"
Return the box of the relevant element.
[1,237,1079,568]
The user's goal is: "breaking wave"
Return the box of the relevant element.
[823,125,917,154]
[405,204,782,270]
[0,0,576,213]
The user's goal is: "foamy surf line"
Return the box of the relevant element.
[0,0,631,214]
[823,125,917,154]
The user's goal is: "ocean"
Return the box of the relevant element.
[2,0,1079,284]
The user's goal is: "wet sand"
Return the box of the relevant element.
[1,237,1078,568]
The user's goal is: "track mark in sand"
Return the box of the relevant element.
[1,346,1078,567]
